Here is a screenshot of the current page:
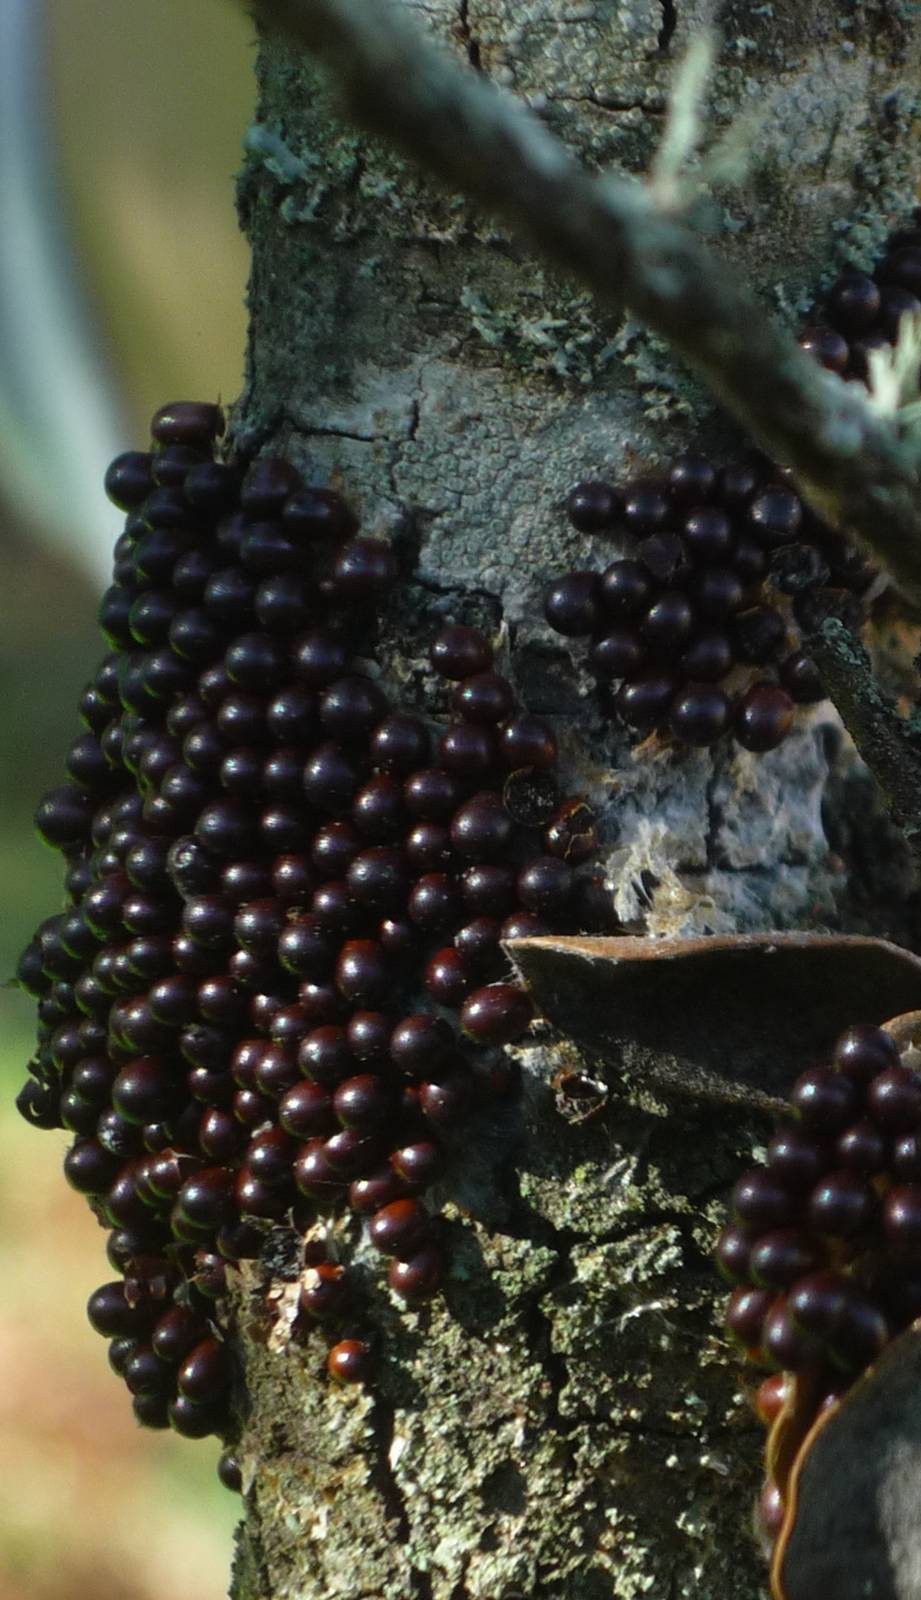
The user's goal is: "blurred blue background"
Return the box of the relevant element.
[1,3,254,1595]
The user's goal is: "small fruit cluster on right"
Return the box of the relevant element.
[715,1022,921,1564]
[540,218,921,750]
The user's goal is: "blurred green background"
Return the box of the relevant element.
[1,2,255,1596]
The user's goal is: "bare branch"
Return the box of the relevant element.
[246,0,921,610]
[805,617,921,869]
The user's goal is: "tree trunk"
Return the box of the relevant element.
[229,6,921,1596]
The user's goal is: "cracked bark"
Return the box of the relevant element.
[228,4,921,1597]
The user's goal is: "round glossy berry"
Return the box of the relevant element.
[735,685,794,753]
[429,624,493,680]
[792,1065,860,1131]
[749,1229,819,1289]
[543,573,600,637]
[335,940,389,1006]
[299,1263,350,1320]
[669,684,731,746]
[517,857,574,916]
[828,272,881,331]
[333,1073,393,1132]
[499,717,557,772]
[390,1014,455,1078]
[407,873,461,934]
[731,1170,798,1228]
[615,673,678,731]
[453,672,515,725]
[567,480,620,531]
[320,676,389,743]
[725,1286,774,1352]
[867,1066,921,1131]
[369,1197,430,1256]
[834,1024,900,1084]
[404,767,461,820]
[389,1245,444,1302]
[460,983,533,1044]
[669,454,716,503]
[426,947,471,1006]
[331,539,397,602]
[798,324,849,372]
[748,488,802,547]
[588,629,646,680]
[327,1339,373,1383]
[303,742,364,815]
[599,559,653,620]
[807,1169,875,1245]
[34,785,94,850]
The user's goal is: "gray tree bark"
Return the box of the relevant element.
[228,5,921,1596]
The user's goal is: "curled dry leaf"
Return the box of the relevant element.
[773,1324,921,1600]
[507,933,921,1112]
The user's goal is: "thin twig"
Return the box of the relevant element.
[805,618,921,869]
[246,0,921,609]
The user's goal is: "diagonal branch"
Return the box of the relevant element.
[246,0,921,610]
[803,617,921,871]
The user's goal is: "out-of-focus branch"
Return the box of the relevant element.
[805,618,921,869]
[246,0,921,610]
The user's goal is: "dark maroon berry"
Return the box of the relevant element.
[792,1065,860,1131]
[731,1170,798,1228]
[335,939,389,1006]
[299,1263,350,1320]
[735,685,794,752]
[303,742,364,815]
[390,1014,455,1078]
[369,1197,430,1256]
[451,791,513,860]
[168,1394,224,1438]
[460,983,533,1044]
[426,947,472,1006]
[748,488,802,547]
[867,1066,921,1131]
[438,722,496,780]
[808,1170,874,1236]
[690,566,746,621]
[333,1073,393,1131]
[299,1025,354,1086]
[419,1072,471,1126]
[407,873,461,933]
[292,629,351,687]
[176,1166,235,1230]
[370,714,430,774]
[798,325,849,372]
[669,684,731,746]
[680,631,732,683]
[389,1245,444,1301]
[391,1141,442,1188]
[517,857,574,915]
[669,455,716,503]
[883,1185,921,1254]
[347,1011,392,1065]
[588,629,646,680]
[105,450,153,508]
[499,716,557,772]
[828,272,881,332]
[640,591,695,658]
[327,1339,373,1383]
[567,480,620,531]
[453,672,515,725]
[279,1081,335,1139]
[320,675,389,743]
[331,538,397,602]
[636,532,690,586]
[615,672,678,730]
[779,651,824,704]
[749,1230,819,1289]
[836,1119,887,1174]
[352,775,404,841]
[725,1286,774,1352]
[543,573,601,637]
[834,1024,900,1084]
[404,767,461,820]
[34,785,94,849]
[683,507,733,562]
[623,482,669,533]
[599,559,653,619]
[151,399,223,446]
[406,821,452,872]
[714,1225,755,1284]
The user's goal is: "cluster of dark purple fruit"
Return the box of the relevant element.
[716,1022,921,1555]
[14,400,610,1475]
[540,223,921,750]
